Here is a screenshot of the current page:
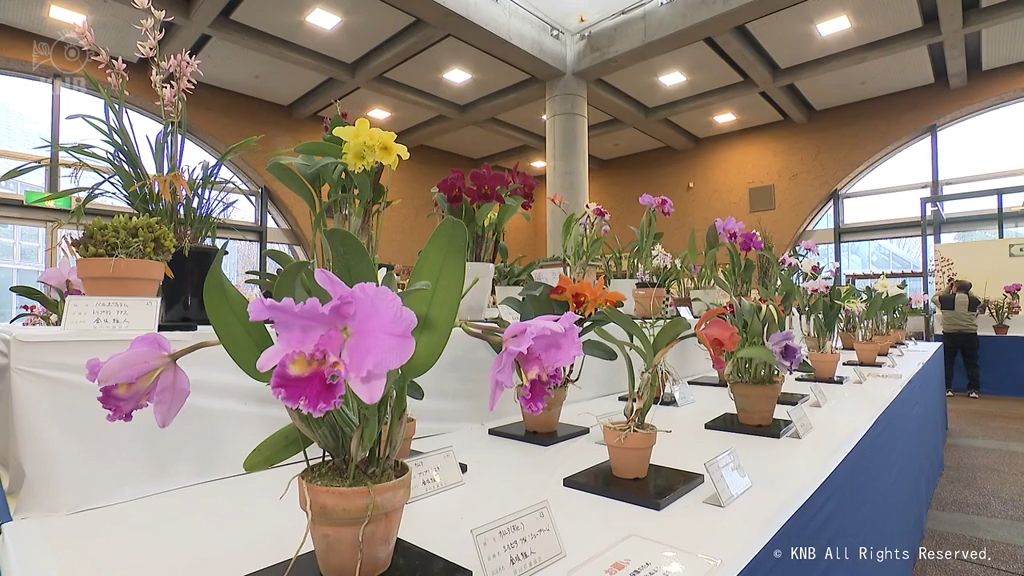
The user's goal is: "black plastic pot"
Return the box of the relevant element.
[161,246,221,325]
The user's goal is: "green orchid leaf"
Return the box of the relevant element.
[407,379,425,401]
[583,339,618,361]
[205,249,274,382]
[242,422,314,472]
[323,228,377,286]
[731,345,778,367]
[272,261,312,301]
[601,307,653,360]
[652,317,692,355]
[267,159,319,213]
[294,141,343,158]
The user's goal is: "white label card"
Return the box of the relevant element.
[809,383,830,407]
[568,535,721,576]
[61,296,160,331]
[852,367,869,384]
[407,447,465,503]
[472,501,565,576]
[703,449,752,507]
[787,404,813,439]
[530,268,564,287]
[671,381,695,406]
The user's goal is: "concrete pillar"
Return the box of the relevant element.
[545,74,589,255]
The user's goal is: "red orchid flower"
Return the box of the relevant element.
[694,306,740,370]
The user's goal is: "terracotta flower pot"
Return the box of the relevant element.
[808,351,840,380]
[76,257,165,297]
[803,336,820,352]
[891,329,907,344]
[520,386,566,433]
[838,331,856,350]
[872,334,892,355]
[994,324,1009,335]
[729,379,783,426]
[854,340,880,364]
[633,287,666,318]
[602,423,657,479]
[298,463,412,576]
[396,416,416,460]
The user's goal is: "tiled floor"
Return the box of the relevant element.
[914,395,1024,576]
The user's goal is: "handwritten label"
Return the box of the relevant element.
[787,404,813,439]
[407,447,465,503]
[671,381,695,406]
[61,296,160,331]
[568,535,721,576]
[472,501,565,576]
[531,267,564,287]
[703,449,752,508]
[809,383,830,407]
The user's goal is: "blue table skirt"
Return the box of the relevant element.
[935,334,1024,397]
[740,349,946,575]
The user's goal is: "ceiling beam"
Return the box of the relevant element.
[477,145,538,168]
[936,0,967,89]
[111,0,190,21]
[207,16,352,78]
[377,0,566,79]
[587,81,697,150]
[647,80,759,120]
[963,0,1024,34]
[574,0,804,80]
[478,119,546,150]
[589,119,629,138]
[290,21,447,118]
[399,117,462,148]
[161,0,232,54]
[711,31,809,123]
[460,80,546,122]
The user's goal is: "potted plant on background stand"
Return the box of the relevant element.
[680,227,725,315]
[73,215,176,297]
[601,235,639,315]
[800,280,848,380]
[631,194,675,318]
[846,295,880,365]
[432,163,537,320]
[8,255,84,326]
[493,256,538,309]
[985,283,1021,335]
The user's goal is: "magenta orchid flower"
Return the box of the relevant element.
[909,292,928,306]
[39,256,84,295]
[799,240,819,255]
[801,278,832,294]
[638,194,673,216]
[88,333,190,427]
[489,312,584,414]
[767,330,804,373]
[1004,283,1022,294]
[779,254,799,268]
[714,217,745,243]
[737,230,764,253]
[248,269,417,414]
[638,193,656,209]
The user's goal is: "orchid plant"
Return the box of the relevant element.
[8,256,83,326]
[694,217,804,385]
[553,199,611,282]
[0,1,259,251]
[633,194,674,286]
[985,283,1021,326]
[779,240,846,352]
[86,215,469,487]
[432,163,537,263]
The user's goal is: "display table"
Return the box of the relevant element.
[934,333,1024,397]
[0,344,945,575]
[0,325,710,518]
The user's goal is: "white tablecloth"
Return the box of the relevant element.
[0,345,941,576]
[0,324,710,518]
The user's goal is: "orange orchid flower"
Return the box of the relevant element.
[550,275,625,317]
[694,306,740,370]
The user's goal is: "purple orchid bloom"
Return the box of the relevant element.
[654,196,674,217]
[767,331,804,374]
[779,254,799,268]
[1004,283,1022,294]
[737,230,764,253]
[799,240,819,255]
[801,278,832,294]
[490,312,584,413]
[714,217,745,243]
[87,333,190,427]
[248,269,417,414]
[638,193,656,209]
[39,256,84,295]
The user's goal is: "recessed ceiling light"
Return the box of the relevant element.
[530,160,547,168]
[366,108,391,120]
[815,14,851,37]
[541,114,547,121]
[442,67,473,84]
[658,71,687,87]
[48,4,87,26]
[305,7,342,31]
[713,112,737,124]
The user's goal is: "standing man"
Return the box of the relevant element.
[933,279,984,398]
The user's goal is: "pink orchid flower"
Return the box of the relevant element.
[489,312,584,414]
[38,256,84,295]
[88,333,190,427]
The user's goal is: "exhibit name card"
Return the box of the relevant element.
[852,367,869,383]
[472,500,565,576]
[787,405,813,439]
[703,448,752,507]
[531,267,564,287]
[568,535,721,576]
[809,383,830,407]
[671,381,695,406]
[62,296,160,331]
[407,447,465,503]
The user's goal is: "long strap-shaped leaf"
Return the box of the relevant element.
[204,248,274,382]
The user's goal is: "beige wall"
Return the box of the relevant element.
[591,63,1024,252]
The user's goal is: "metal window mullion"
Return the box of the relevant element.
[258,186,268,275]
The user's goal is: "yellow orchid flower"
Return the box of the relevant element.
[332,117,372,144]
[374,130,410,170]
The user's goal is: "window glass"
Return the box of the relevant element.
[842,188,931,224]
[219,239,262,297]
[848,137,931,193]
[841,237,922,276]
[937,101,1024,180]
[0,222,48,322]
[0,75,52,155]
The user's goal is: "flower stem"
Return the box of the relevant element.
[168,339,222,361]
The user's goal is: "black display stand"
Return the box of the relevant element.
[406,449,468,474]
[843,360,886,368]
[687,375,727,388]
[617,394,677,406]
[245,538,472,575]
[704,413,793,438]
[488,421,588,446]
[777,392,810,406]
[796,374,848,384]
[562,461,704,511]
[158,322,198,332]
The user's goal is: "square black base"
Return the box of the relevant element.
[796,374,848,385]
[618,393,677,406]
[488,421,588,446]
[562,461,704,511]
[704,413,793,438]
[407,449,468,474]
[245,538,472,575]
[777,392,810,406]
[843,360,886,368]
[158,322,198,332]
[687,375,727,388]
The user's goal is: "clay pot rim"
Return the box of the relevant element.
[300,460,410,492]
[602,420,657,434]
